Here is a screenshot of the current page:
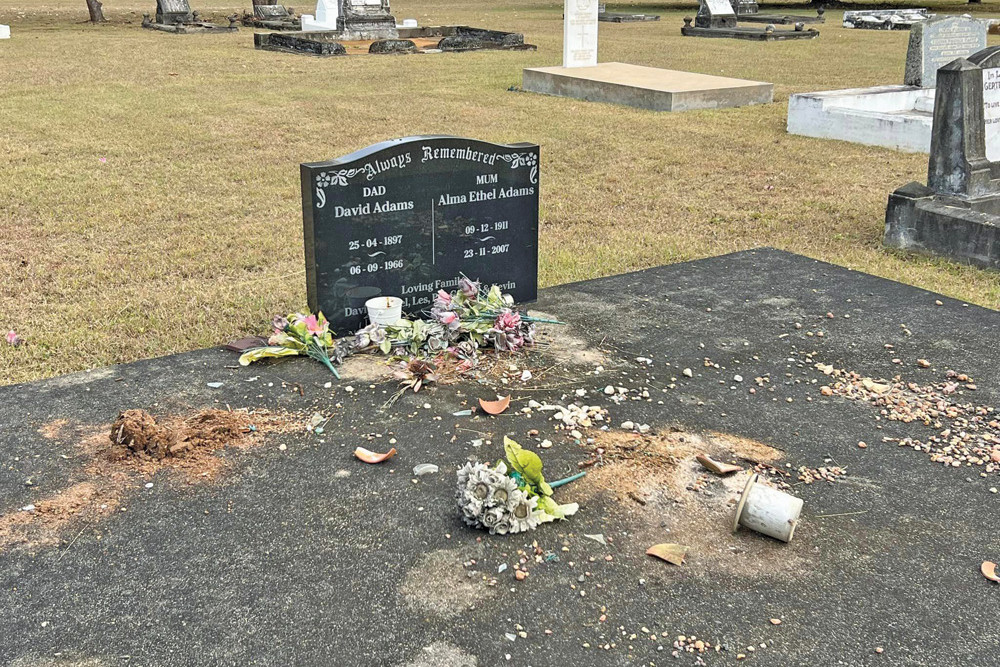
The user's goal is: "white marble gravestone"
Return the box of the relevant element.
[563,0,598,68]
[300,0,338,31]
[0,25,9,39]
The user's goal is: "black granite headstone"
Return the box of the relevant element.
[302,136,540,333]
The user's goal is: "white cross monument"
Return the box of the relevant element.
[563,0,598,68]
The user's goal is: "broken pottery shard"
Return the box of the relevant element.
[646,543,688,565]
[696,454,742,475]
[862,378,891,394]
[584,533,607,546]
[982,561,1000,583]
[354,447,397,464]
[479,396,511,415]
[413,464,439,476]
[206,382,223,389]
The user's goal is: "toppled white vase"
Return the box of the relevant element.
[733,473,803,542]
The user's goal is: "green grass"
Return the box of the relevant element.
[2,0,1000,385]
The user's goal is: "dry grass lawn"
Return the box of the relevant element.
[2,0,1000,385]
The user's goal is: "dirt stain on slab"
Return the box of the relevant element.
[0,408,304,554]
[399,547,496,620]
[576,429,813,579]
[402,641,478,667]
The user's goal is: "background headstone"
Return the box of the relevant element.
[904,15,986,88]
[255,4,290,17]
[695,0,736,29]
[0,25,9,39]
[563,0,598,68]
[301,136,540,333]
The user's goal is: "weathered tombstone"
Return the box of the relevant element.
[695,0,736,29]
[904,15,986,88]
[339,0,395,36]
[156,0,193,24]
[885,46,1000,268]
[843,8,929,30]
[301,136,540,333]
[563,0,599,68]
[732,0,758,16]
[255,4,290,17]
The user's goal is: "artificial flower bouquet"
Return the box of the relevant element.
[456,437,581,535]
[239,312,348,378]
[238,277,557,377]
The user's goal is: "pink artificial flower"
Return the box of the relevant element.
[302,314,322,334]
[439,311,458,325]
[436,289,452,305]
[5,330,22,346]
[495,310,521,330]
[99,157,107,164]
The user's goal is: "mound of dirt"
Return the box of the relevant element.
[110,408,256,460]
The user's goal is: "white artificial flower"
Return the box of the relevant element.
[509,494,543,534]
[488,475,518,509]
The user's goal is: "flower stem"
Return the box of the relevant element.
[549,471,586,488]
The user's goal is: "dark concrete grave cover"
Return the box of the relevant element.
[904,15,986,88]
[885,45,1000,268]
[301,136,539,333]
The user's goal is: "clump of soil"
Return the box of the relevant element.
[109,408,255,461]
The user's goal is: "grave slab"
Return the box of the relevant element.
[2,248,999,666]
[788,15,987,154]
[522,62,773,111]
[787,85,935,153]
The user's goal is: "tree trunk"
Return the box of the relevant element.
[86,0,106,22]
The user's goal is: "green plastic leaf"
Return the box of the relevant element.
[504,436,552,496]
[238,346,302,366]
[378,339,392,355]
[536,496,577,520]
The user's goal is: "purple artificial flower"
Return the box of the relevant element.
[459,276,480,299]
[272,315,289,333]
